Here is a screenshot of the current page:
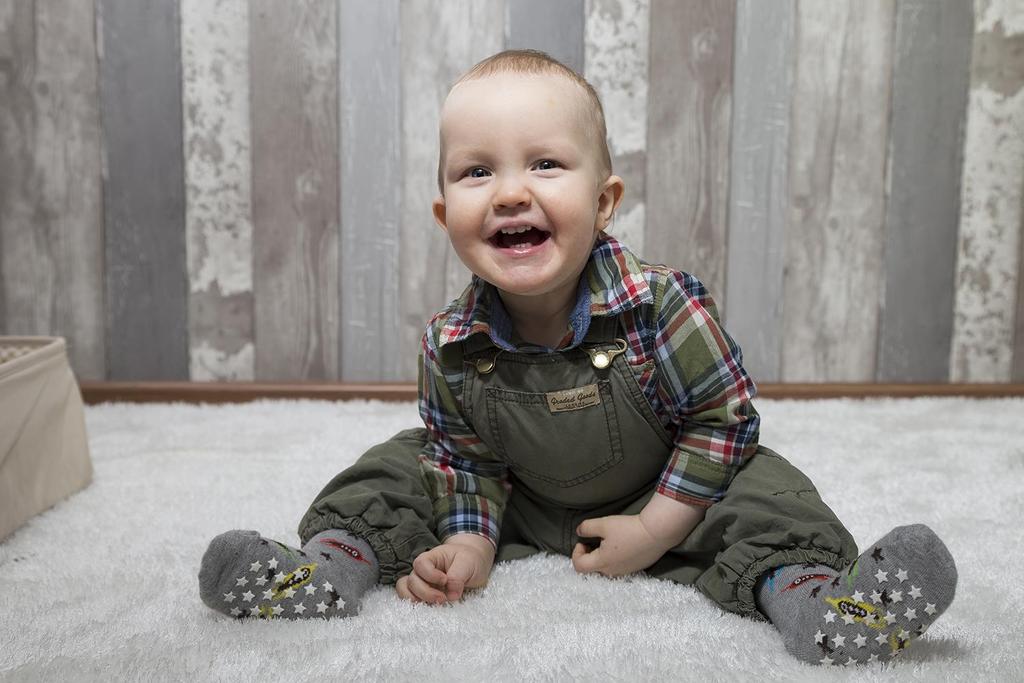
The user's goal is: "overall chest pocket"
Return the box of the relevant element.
[484,380,623,488]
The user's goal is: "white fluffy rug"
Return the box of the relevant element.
[2,397,1023,681]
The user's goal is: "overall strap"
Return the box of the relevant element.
[581,313,622,345]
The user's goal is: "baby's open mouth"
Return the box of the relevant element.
[490,226,550,250]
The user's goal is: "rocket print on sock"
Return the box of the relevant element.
[271,563,317,601]
[320,538,371,565]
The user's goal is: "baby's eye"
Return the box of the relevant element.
[534,159,560,171]
[464,167,491,179]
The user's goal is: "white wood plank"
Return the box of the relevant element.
[398,0,505,381]
[181,0,254,381]
[585,0,649,258]
[724,0,795,384]
[339,0,402,381]
[950,0,1024,382]
[781,0,894,382]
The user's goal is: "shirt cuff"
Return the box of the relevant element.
[656,448,736,507]
[433,494,502,549]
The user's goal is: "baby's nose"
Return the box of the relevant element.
[493,175,531,209]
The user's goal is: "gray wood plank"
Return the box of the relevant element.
[398,0,505,382]
[99,0,188,379]
[584,0,650,258]
[645,0,735,303]
[251,0,339,380]
[950,2,1024,382]
[878,0,973,382]
[1015,203,1024,382]
[0,1,105,380]
[181,0,255,381]
[780,0,894,382]
[723,0,795,384]
[507,0,584,74]
[339,0,402,381]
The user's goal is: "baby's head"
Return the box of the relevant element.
[436,50,612,193]
[432,50,623,306]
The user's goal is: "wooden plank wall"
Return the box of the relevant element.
[724,0,793,383]
[98,0,189,380]
[951,0,1024,382]
[0,1,105,380]
[2,0,1023,386]
[181,0,254,381]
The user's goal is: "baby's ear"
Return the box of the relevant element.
[596,175,625,230]
[432,195,449,233]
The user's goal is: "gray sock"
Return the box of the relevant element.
[755,524,957,666]
[199,529,379,619]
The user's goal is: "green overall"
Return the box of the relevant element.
[298,317,857,619]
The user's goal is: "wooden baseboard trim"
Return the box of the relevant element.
[77,381,1024,405]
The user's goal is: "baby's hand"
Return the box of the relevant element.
[571,514,672,578]
[395,536,494,604]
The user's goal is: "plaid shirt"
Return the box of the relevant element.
[418,235,760,548]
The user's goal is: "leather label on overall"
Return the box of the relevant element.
[545,384,601,413]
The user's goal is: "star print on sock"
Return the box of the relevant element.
[871,547,884,562]
[242,591,254,602]
[908,585,922,599]
[895,568,909,583]
[874,569,888,583]
[316,601,329,614]
[249,561,262,573]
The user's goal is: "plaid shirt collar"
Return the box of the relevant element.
[437,235,654,350]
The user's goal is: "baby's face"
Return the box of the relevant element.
[433,72,621,306]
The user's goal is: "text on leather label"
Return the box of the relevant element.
[545,384,601,413]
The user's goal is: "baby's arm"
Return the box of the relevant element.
[571,494,705,577]
[396,533,495,603]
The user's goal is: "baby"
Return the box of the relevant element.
[200,50,957,666]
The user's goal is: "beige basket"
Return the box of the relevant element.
[0,337,92,542]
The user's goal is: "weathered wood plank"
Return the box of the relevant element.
[0,1,105,380]
[1016,207,1024,381]
[251,0,339,380]
[339,0,402,381]
[723,0,795,384]
[181,0,254,381]
[507,0,585,74]
[878,0,974,382]
[780,0,894,382]
[99,0,188,379]
[951,0,1024,382]
[585,0,650,258]
[645,0,734,302]
[398,0,505,381]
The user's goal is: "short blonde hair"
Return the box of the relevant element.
[437,49,613,193]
